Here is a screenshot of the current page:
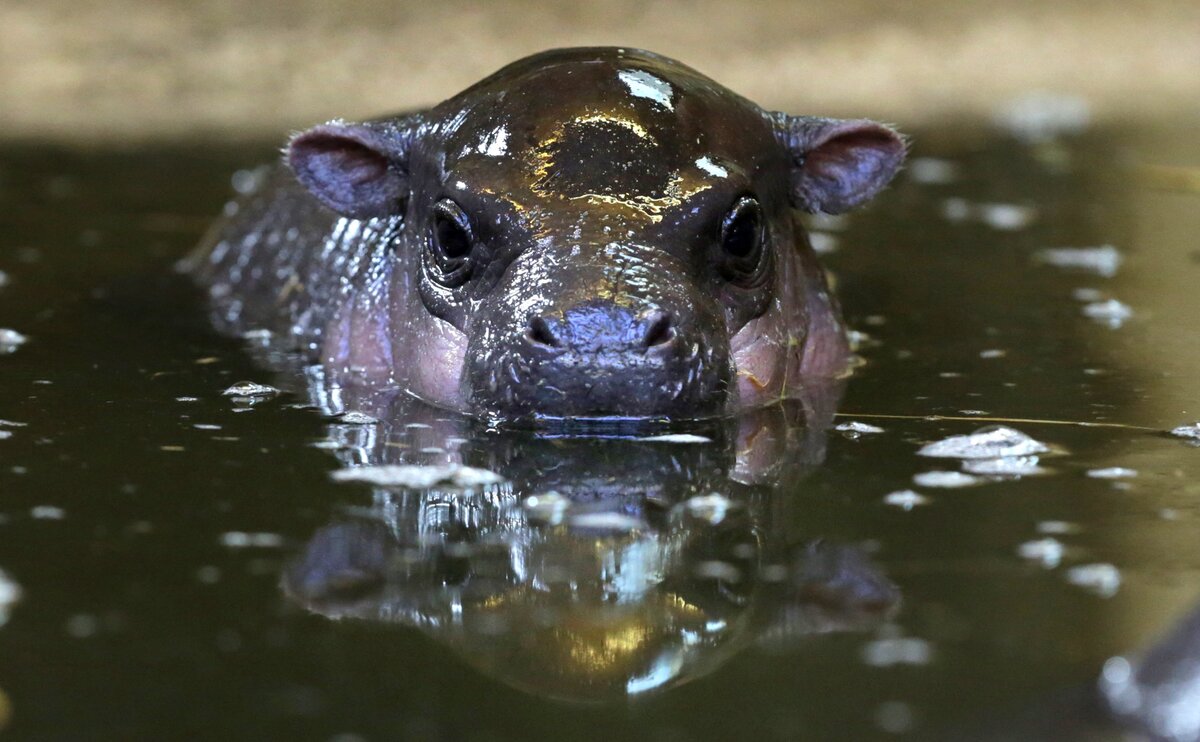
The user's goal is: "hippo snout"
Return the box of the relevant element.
[469,294,730,420]
[525,304,675,355]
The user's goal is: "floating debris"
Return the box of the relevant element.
[1037,520,1081,535]
[221,381,280,398]
[522,492,570,525]
[1018,538,1065,568]
[1036,245,1123,277]
[639,433,712,444]
[875,701,916,735]
[337,411,379,425]
[1087,467,1138,479]
[913,471,982,488]
[681,493,738,524]
[1072,287,1106,302]
[1170,423,1200,442]
[808,232,839,254]
[0,329,28,355]
[962,455,1046,477]
[693,560,743,583]
[1082,299,1133,328]
[837,421,885,437]
[994,92,1092,142]
[219,532,284,548]
[0,568,21,627]
[31,506,65,520]
[567,511,646,533]
[940,198,1037,230]
[175,396,200,402]
[918,426,1050,459]
[978,203,1038,231]
[862,636,934,667]
[908,157,959,185]
[979,349,1007,359]
[330,464,505,489]
[884,490,930,509]
[0,270,9,288]
[1066,563,1121,597]
[193,424,222,431]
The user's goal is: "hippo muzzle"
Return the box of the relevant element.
[466,243,730,419]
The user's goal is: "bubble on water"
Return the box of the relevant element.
[837,421,885,438]
[176,396,200,402]
[337,411,379,425]
[1018,538,1065,568]
[979,349,1007,359]
[1087,467,1138,479]
[862,636,934,667]
[568,511,646,533]
[193,424,222,431]
[639,433,712,444]
[0,421,26,429]
[331,464,505,489]
[31,506,65,520]
[875,701,916,734]
[913,471,982,488]
[0,568,21,627]
[884,490,929,510]
[962,455,1047,477]
[222,381,280,398]
[681,493,738,524]
[1037,245,1123,277]
[908,156,959,185]
[522,492,570,525]
[1066,563,1121,597]
[219,531,284,548]
[0,271,9,289]
[1082,299,1133,328]
[0,329,28,355]
[196,566,222,584]
[1170,423,1200,443]
[0,432,9,441]
[918,426,1050,459]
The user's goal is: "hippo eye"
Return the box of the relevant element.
[426,199,475,286]
[721,196,764,261]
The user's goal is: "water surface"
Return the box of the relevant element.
[0,122,1198,740]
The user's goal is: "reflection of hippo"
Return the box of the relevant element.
[283,382,899,702]
[189,47,904,422]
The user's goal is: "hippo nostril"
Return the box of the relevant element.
[641,311,675,349]
[526,316,560,348]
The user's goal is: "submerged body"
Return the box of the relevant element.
[190,47,905,421]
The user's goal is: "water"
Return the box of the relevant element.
[1,123,1199,741]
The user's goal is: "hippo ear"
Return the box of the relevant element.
[770,114,906,214]
[287,120,413,220]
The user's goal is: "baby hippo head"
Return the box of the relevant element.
[286,48,905,422]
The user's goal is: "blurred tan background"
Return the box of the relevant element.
[2,0,1198,142]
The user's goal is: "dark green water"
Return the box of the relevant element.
[0,123,1198,741]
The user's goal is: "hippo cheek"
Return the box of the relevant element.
[398,314,469,411]
[729,306,794,409]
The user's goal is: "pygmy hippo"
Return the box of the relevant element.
[190,47,905,422]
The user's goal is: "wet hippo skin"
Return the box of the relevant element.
[188,47,905,423]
